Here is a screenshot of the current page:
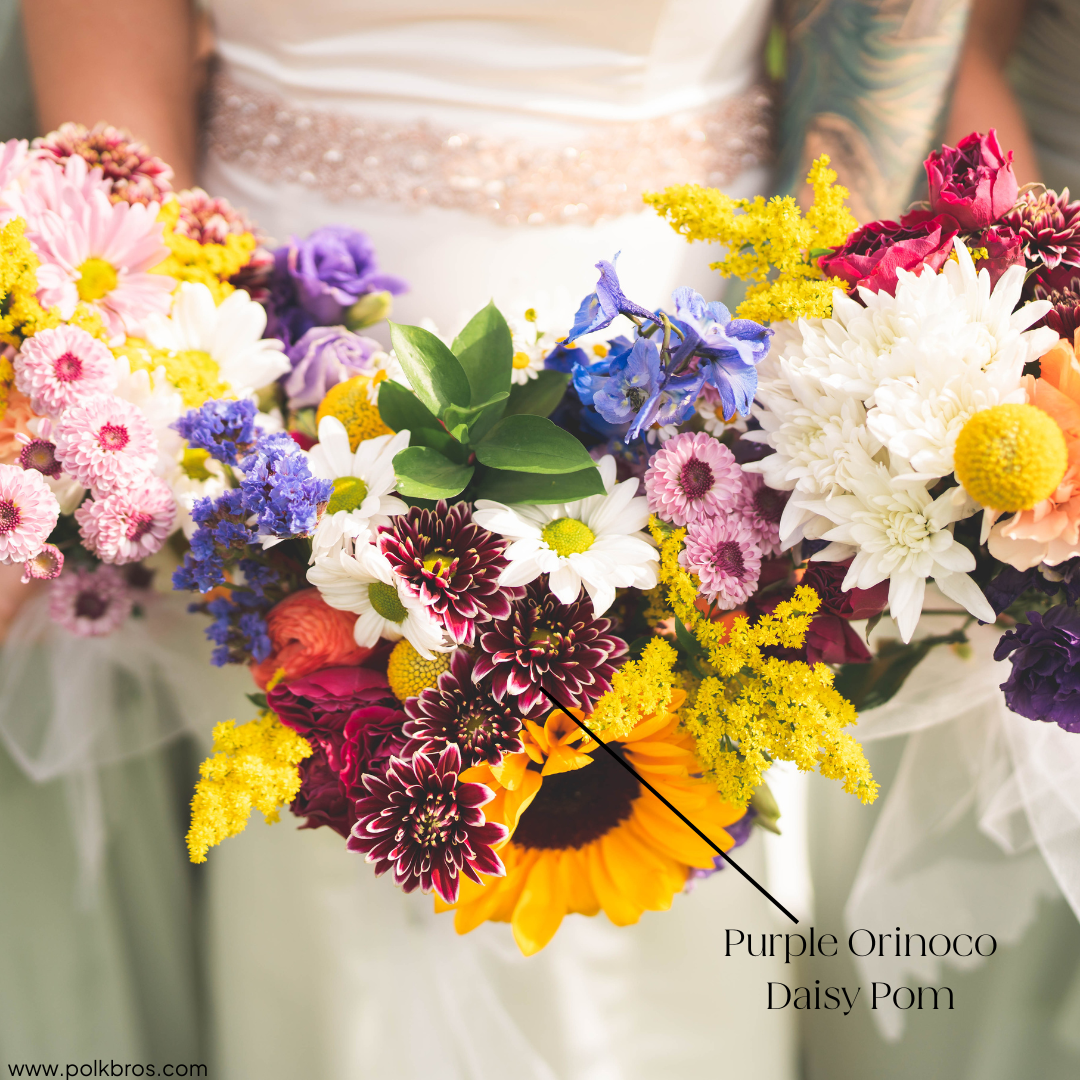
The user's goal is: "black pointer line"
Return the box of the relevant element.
[565,712,800,925]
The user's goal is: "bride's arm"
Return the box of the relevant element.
[22,0,201,187]
[945,0,1038,184]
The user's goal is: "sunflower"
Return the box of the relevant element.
[438,691,747,955]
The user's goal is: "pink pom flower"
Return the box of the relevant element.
[15,325,117,416]
[734,472,790,557]
[75,476,176,564]
[680,516,762,610]
[0,463,60,564]
[644,431,742,526]
[21,542,63,582]
[49,564,133,637]
[53,395,156,494]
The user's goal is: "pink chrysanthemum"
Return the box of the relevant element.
[53,395,157,495]
[31,122,173,205]
[15,158,174,341]
[21,542,63,582]
[680,516,762,611]
[48,564,133,637]
[16,434,60,478]
[174,187,261,244]
[15,325,117,416]
[734,472,790,557]
[644,431,742,526]
[0,463,59,564]
[75,476,176,564]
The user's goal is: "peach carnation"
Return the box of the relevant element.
[250,587,368,689]
[989,333,1080,568]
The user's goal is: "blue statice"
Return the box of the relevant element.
[172,399,259,466]
[565,255,659,340]
[239,432,333,540]
[203,590,274,666]
[669,288,772,421]
[173,489,254,593]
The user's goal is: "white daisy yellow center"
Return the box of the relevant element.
[512,350,532,370]
[368,580,407,623]
[326,475,369,514]
[542,516,595,557]
[76,258,118,302]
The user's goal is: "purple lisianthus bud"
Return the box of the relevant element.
[818,210,960,296]
[995,605,1080,732]
[284,325,383,409]
[925,130,1018,231]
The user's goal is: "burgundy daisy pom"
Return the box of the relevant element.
[472,578,628,714]
[378,500,517,645]
[402,650,544,767]
[348,744,507,904]
[1001,188,1080,294]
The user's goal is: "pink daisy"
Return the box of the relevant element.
[16,434,61,478]
[0,463,59,564]
[21,542,63,582]
[75,476,176,564]
[734,473,790,557]
[15,325,117,416]
[53,394,157,495]
[49,564,133,637]
[14,158,174,341]
[680,516,762,611]
[644,431,742,526]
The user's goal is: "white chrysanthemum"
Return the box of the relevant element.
[307,539,450,658]
[472,455,658,616]
[804,448,995,642]
[144,282,290,397]
[306,416,409,559]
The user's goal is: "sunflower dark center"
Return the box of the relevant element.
[714,540,746,579]
[512,747,640,850]
[679,457,714,499]
[74,589,109,621]
[753,485,787,524]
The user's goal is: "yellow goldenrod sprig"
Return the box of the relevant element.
[648,516,878,808]
[186,712,312,863]
[589,637,680,739]
[644,155,858,324]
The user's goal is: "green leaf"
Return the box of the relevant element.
[474,466,605,504]
[475,414,596,474]
[442,391,510,434]
[504,370,570,418]
[392,446,474,500]
[451,301,513,405]
[389,323,471,416]
[377,380,463,460]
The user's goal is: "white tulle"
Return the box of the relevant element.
[844,619,1080,1039]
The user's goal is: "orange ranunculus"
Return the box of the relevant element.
[250,588,368,689]
[989,335,1080,569]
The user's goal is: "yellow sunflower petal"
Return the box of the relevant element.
[559,849,600,917]
[511,851,568,956]
[587,843,646,926]
[599,827,679,912]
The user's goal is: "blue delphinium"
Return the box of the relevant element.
[565,255,660,340]
[669,287,772,421]
[239,432,333,540]
[172,399,259,466]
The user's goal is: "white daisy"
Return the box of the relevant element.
[144,282,290,397]
[472,455,658,616]
[307,539,450,657]
[507,307,571,385]
[306,416,410,559]
[803,447,995,642]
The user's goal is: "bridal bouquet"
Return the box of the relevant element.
[0,123,403,636]
[175,217,882,953]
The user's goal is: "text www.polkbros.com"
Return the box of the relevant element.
[7,1064,206,1077]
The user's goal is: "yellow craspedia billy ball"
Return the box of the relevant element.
[386,640,453,702]
[315,375,392,451]
[954,403,1068,511]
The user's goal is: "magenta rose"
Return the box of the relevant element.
[925,130,1018,230]
[292,752,355,837]
[818,210,960,296]
[802,561,889,620]
[805,615,872,666]
[969,224,1025,288]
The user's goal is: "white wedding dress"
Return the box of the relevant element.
[199,4,800,1079]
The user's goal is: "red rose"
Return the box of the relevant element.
[818,210,959,296]
[925,130,1018,231]
[805,614,872,666]
[802,561,889,620]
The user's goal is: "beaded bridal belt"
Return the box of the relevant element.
[206,73,773,226]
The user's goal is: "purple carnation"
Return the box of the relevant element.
[268,226,406,343]
[995,605,1080,732]
[284,326,383,409]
